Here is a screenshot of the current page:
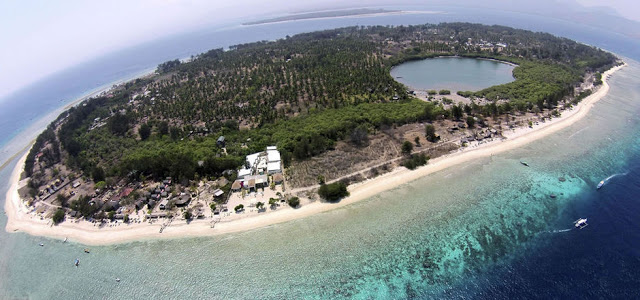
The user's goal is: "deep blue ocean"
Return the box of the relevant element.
[1,5,640,299]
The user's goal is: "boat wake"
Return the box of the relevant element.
[598,171,629,189]
[568,126,590,139]
[547,228,573,233]
[604,171,629,182]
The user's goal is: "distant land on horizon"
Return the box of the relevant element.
[282,1,640,41]
[242,8,402,25]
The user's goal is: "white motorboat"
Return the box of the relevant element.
[574,218,588,229]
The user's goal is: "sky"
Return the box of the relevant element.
[1,0,638,101]
[0,0,340,100]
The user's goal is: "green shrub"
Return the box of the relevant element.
[287,197,300,208]
[402,141,413,155]
[402,154,429,170]
[318,182,349,202]
[52,209,65,225]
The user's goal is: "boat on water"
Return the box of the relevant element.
[597,180,605,189]
[520,161,529,167]
[39,243,44,247]
[84,248,90,253]
[574,218,588,229]
[74,259,79,267]
[116,278,121,282]
[63,237,68,243]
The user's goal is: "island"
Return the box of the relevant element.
[242,8,403,25]
[5,23,623,245]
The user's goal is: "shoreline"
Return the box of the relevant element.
[4,63,625,246]
[243,10,442,26]
[0,68,157,172]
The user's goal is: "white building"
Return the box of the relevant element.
[267,148,280,163]
[246,153,260,168]
[238,168,251,179]
[236,146,282,189]
[266,146,281,174]
[267,161,281,174]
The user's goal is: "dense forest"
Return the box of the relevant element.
[25,23,618,189]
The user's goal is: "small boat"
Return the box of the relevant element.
[574,218,588,229]
[597,180,605,190]
[520,161,529,167]
[74,259,79,267]
[115,278,121,282]
[39,243,44,247]
[63,237,68,243]
[84,248,90,253]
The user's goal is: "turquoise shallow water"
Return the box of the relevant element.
[1,60,638,299]
[390,57,515,92]
[2,6,640,298]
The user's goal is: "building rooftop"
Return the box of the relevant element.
[246,153,261,167]
[175,195,190,205]
[267,161,281,173]
[255,175,267,185]
[267,150,281,162]
[238,168,251,178]
[272,173,284,183]
[231,180,242,190]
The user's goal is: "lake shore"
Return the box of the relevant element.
[4,63,625,246]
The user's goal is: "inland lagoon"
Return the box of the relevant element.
[390,56,515,92]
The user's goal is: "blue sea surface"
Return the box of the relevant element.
[1,6,640,299]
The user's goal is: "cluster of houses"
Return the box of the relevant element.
[33,145,285,224]
[465,38,508,51]
[133,177,197,211]
[231,146,284,193]
[37,177,71,200]
[460,128,500,144]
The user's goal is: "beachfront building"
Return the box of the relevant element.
[237,168,251,179]
[266,146,281,174]
[231,180,242,192]
[233,146,283,191]
[158,199,169,210]
[272,173,284,185]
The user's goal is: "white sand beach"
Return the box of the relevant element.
[4,63,625,245]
